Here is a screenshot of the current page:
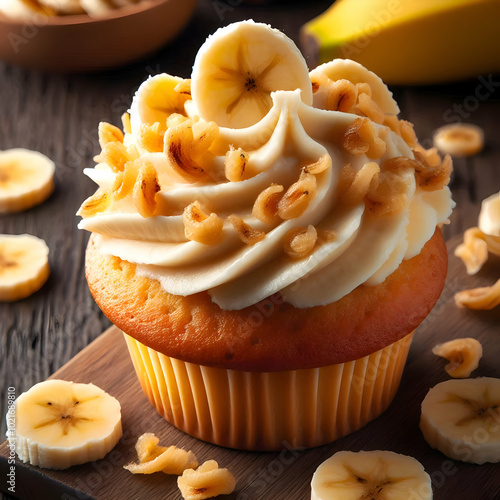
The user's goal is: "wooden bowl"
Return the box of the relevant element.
[0,0,197,72]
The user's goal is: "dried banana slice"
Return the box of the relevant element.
[432,338,483,378]
[124,433,198,475]
[433,123,484,157]
[420,378,500,464]
[178,460,236,500]
[191,20,313,129]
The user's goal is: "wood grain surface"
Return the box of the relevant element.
[1,235,499,500]
[0,0,500,498]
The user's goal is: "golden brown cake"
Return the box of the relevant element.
[78,20,454,450]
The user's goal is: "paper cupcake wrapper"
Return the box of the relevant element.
[123,331,414,451]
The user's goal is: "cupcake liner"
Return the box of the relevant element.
[124,331,414,451]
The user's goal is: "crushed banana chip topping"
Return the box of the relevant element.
[225,146,249,182]
[365,169,411,217]
[124,433,198,475]
[94,141,130,172]
[252,183,284,225]
[133,160,161,218]
[137,122,165,153]
[454,278,500,310]
[278,171,317,220]
[227,214,265,245]
[98,122,124,149]
[399,120,418,148]
[357,92,384,124]
[283,225,318,259]
[343,117,386,160]
[325,79,358,113]
[164,118,217,182]
[77,189,111,218]
[183,201,224,245]
[112,160,140,202]
[178,460,236,500]
[413,149,452,191]
[301,154,331,175]
[340,162,380,206]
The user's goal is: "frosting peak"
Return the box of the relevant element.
[78,22,454,310]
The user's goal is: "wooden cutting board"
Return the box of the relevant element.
[1,235,499,500]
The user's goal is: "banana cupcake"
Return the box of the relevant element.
[79,20,454,450]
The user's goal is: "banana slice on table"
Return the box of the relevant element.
[311,450,432,500]
[7,379,122,470]
[0,234,50,302]
[420,377,500,464]
[0,149,55,214]
[191,20,313,129]
[433,123,484,157]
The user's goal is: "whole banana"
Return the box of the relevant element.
[300,0,500,85]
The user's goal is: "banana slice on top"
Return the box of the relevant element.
[7,379,122,470]
[420,377,500,464]
[0,234,50,302]
[191,20,313,129]
[0,148,55,214]
[311,450,432,500]
[129,74,189,138]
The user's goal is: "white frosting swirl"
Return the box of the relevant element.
[79,64,454,310]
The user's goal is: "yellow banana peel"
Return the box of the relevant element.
[301,0,500,85]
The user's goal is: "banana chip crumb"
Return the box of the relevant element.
[283,225,318,259]
[343,117,386,159]
[325,79,358,113]
[77,189,111,218]
[178,460,236,500]
[98,122,124,148]
[454,279,500,310]
[432,338,483,378]
[227,214,265,245]
[184,201,224,245]
[278,171,317,220]
[455,227,489,275]
[124,433,198,475]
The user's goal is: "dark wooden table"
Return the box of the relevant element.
[1,0,499,498]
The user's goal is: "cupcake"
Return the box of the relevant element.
[78,20,454,450]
